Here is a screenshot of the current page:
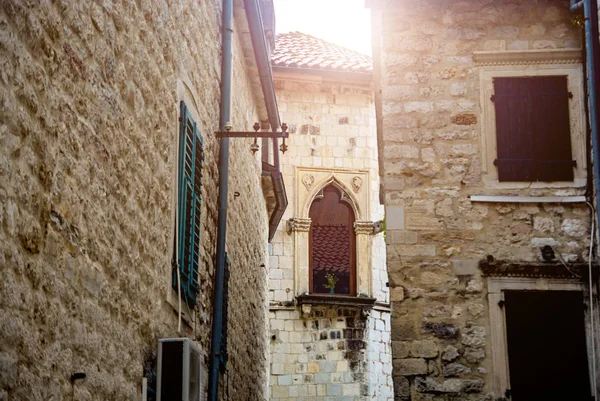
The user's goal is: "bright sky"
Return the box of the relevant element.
[273,0,372,56]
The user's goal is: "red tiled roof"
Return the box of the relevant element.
[312,225,351,273]
[272,32,372,73]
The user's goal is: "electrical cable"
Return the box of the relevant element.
[556,252,581,278]
[177,267,182,333]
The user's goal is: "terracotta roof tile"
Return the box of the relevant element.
[312,225,351,273]
[272,32,372,73]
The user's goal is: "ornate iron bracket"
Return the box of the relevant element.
[215,122,289,154]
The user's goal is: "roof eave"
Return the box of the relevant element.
[272,65,373,81]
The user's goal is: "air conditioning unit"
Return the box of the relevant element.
[157,338,205,401]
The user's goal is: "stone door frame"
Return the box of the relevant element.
[487,276,597,398]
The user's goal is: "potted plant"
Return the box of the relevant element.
[323,272,338,294]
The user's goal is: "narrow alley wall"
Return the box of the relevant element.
[0,1,270,400]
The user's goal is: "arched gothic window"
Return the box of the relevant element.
[309,185,356,295]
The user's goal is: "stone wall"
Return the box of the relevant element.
[0,1,270,400]
[371,0,593,399]
[267,71,392,400]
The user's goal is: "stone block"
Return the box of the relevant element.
[391,341,410,358]
[414,377,462,394]
[387,230,417,244]
[464,347,485,363]
[451,260,477,275]
[442,363,471,377]
[422,322,459,339]
[410,340,438,358]
[391,320,417,340]
[393,358,428,376]
[327,384,342,396]
[461,326,486,348]
[393,376,410,400]
[385,205,405,230]
[441,345,459,362]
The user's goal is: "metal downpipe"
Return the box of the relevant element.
[208,0,233,399]
[571,0,600,238]
[243,0,288,241]
[571,0,600,397]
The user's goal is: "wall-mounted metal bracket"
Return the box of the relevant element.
[216,122,289,154]
[215,131,289,139]
[215,122,289,139]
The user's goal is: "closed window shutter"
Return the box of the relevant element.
[493,76,574,182]
[533,76,574,181]
[173,101,204,308]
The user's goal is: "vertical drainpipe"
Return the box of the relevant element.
[208,0,233,399]
[571,0,600,236]
[571,0,600,397]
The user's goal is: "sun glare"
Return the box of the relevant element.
[273,0,372,56]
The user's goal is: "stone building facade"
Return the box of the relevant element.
[0,1,279,400]
[266,32,393,400]
[368,0,600,400]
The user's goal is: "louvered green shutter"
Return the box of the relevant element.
[173,101,204,308]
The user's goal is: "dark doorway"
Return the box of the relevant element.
[309,185,356,295]
[504,290,591,401]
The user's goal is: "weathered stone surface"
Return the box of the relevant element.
[461,326,486,347]
[394,358,428,376]
[441,346,460,362]
[451,113,477,125]
[562,219,587,237]
[443,363,471,377]
[414,377,463,394]
[422,322,459,339]
[466,279,483,293]
[463,379,485,393]
[464,347,486,363]
[392,341,410,359]
[377,0,590,397]
[0,1,273,399]
[394,376,411,400]
[410,340,439,358]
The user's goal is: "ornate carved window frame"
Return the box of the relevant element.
[290,167,374,298]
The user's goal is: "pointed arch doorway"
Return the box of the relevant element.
[308,185,356,295]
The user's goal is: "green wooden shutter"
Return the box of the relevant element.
[173,101,204,308]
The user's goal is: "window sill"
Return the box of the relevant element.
[296,293,377,308]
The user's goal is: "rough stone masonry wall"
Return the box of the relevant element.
[375,0,591,400]
[269,306,391,401]
[267,74,392,400]
[0,1,269,400]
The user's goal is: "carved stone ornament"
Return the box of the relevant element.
[352,176,363,193]
[291,217,311,232]
[302,174,315,191]
[354,220,374,235]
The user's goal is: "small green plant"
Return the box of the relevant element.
[571,15,585,28]
[323,272,338,291]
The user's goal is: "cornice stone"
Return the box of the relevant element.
[354,220,374,235]
[289,217,311,233]
[473,49,582,66]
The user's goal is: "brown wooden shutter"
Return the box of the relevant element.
[493,76,574,182]
[532,76,574,181]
